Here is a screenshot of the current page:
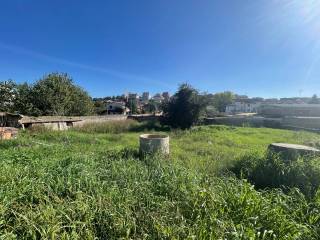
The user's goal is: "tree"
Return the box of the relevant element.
[31,73,94,116]
[93,100,106,115]
[0,80,17,112]
[309,94,320,104]
[205,105,219,117]
[13,83,40,116]
[161,84,207,129]
[212,91,235,112]
[127,98,138,114]
[143,100,160,114]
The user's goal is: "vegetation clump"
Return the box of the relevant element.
[73,120,169,134]
[0,73,94,116]
[231,152,320,198]
[161,84,207,129]
[74,119,140,134]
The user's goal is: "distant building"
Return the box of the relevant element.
[225,99,262,114]
[106,101,129,115]
[235,95,249,99]
[152,93,164,103]
[141,92,150,102]
[251,97,264,102]
[162,92,170,101]
[264,98,279,104]
[128,93,139,100]
[279,97,310,104]
[123,92,129,101]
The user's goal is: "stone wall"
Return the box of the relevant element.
[282,117,320,130]
[204,116,270,127]
[204,115,320,132]
[259,104,320,117]
[73,115,127,127]
[128,114,160,122]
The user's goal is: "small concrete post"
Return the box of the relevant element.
[139,134,169,155]
[268,143,320,160]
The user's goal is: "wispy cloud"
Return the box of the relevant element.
[0,41,174,88]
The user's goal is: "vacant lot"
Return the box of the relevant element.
[1,122,320,239]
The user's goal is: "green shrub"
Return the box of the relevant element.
[231,152,320,198]
[161,84,207,129]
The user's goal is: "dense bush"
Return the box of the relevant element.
[161,84,207,129]
[210,91,235,112]
[231,152,320,198]
[31,73,94,116]
[1,73,94,116]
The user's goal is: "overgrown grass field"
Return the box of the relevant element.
[1,121,320,239]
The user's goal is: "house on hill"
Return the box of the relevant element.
[105,101,130,115]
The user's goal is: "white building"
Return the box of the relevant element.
[106,101,129,115]
[226,100,261,114]
[152,93,164,103]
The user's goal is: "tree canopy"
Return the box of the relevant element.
[1,73,94,116]
[126,98,139,114]
[0,80,17,112]
[211,91,235,112]
[161,84,207,129]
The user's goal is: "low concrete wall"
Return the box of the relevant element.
[259,104,320,117]
[21,115,128,130]
[282,117,320,130]
[73,115,128,126]
[205,115,320,132]
[30,122,70,131]
[204,116,281,128]
[79,115,127,121]
[128,114,161,122]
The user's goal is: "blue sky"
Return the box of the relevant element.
[1,0,320,98]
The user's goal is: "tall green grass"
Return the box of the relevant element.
[73,120,169,134]
[1,124,320,239]
[1,148,320,239]
[73,119,140,134]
